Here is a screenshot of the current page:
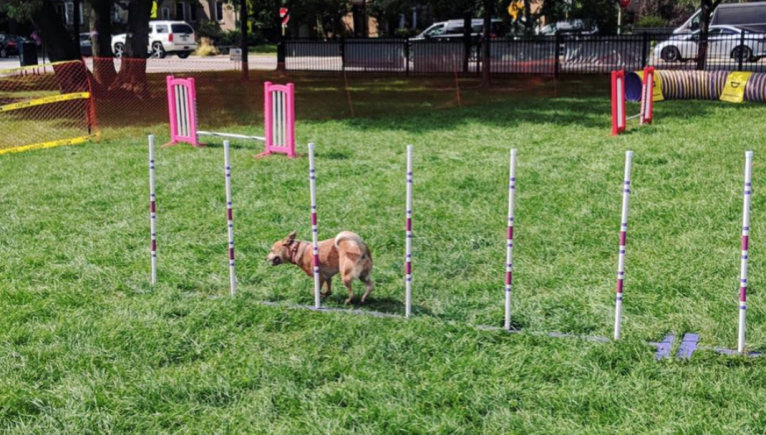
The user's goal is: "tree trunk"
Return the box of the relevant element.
[30,0,81,62]
[73,0,81,55]
[523,0,532,35]
[240,0,250,80]
[481,0,493,88]
[111,0,153,97]
[29,0,87,94]
[696,0,721,70]
[91,0,117,89]
[463,12,471,74]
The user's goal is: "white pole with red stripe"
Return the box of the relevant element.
[405,145,413,318]
[505,149,517,331]
[223,140,236,296]
[148,135,157,286]
[614,150,633,340]
[738,151,753,353]
[309,143,321,309]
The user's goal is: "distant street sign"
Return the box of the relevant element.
[230,48,242,62]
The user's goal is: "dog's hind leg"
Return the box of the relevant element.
[360,276,374,304]
[342,277,355,305]
[320,276,332,298]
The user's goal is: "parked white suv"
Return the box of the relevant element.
[112,21,196,59]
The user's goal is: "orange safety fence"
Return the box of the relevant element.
[1,55,567,155]
[87,57,266,132]
[0,60,97,155]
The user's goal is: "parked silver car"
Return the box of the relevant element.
[655,25,766,62]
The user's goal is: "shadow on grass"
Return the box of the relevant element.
[317,295,434,317]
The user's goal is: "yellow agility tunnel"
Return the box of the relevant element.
[625,70,766,104]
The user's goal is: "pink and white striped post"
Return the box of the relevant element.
[738,151,753,353]
[614,150,633,340]
[148,135,157,286]
[256,82,297,159]
[505,149,517,331]
[308,143,321,309]
[166,76,200,147]
[405,145,413,318]
[223,140,236,296]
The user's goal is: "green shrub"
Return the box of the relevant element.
[197,21,222,41]
[636,15,668,28]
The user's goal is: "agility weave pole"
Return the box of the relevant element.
[505,149,517,331]
[148,135,158,286]
[738,151,753,353]
[165,76,296,158]
[224,140,237,296]
[612,67,654,135]
[405,145,414,318]
[308,143,321,309]
[613,151,633,340]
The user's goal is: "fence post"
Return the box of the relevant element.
[641,32,649,68]
[738,30,746,71]
[405,37,410,76]
[277,39,286,73]
[463,32,470,74]
[340,36,346,72]
[554,31,561,79]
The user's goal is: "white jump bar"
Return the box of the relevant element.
[198,130,266,142]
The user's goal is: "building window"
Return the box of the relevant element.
[63,2,84,25]
[161,7,170,20]
[176,2,186,21]
[57,3,67,24]
[65,2,74,24]
[215,1,224,22]
[189,4,197,21]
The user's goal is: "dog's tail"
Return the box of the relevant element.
[334,231,368,252]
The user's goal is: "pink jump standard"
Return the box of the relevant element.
[223,140,236,296]
[405,145,413,318]
[308,143,321,309]
[165,76,296,158]
[256,82,297,159]
[505,149,517,331]
[738,151,754,353]
[148,135,158,285]
[614,150,633,340]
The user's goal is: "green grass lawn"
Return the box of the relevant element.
[4,83,766,433]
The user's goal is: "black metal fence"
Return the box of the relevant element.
[284,31,766,75]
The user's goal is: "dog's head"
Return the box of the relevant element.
[266,231,296,266]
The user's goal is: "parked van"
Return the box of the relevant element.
[674,2,766,34]
[412,19,506,41]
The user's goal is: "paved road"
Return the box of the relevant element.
[0,54,277,73]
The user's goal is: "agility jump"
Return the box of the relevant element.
[166,76,296,158]
[612,67,655,135]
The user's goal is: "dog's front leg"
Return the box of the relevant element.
[320,277,332,298]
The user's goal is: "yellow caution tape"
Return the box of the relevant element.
[721,71,753,103]
[0,135,90,156]
[0,92,90,112]
[637,70,664,102]
[0,60,84,75]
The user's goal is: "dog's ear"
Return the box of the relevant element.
[283,231,296,245]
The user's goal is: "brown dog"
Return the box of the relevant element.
[266,230,373,304]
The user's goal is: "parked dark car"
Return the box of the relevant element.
[0,35,27,58]
[79,33,93,57]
